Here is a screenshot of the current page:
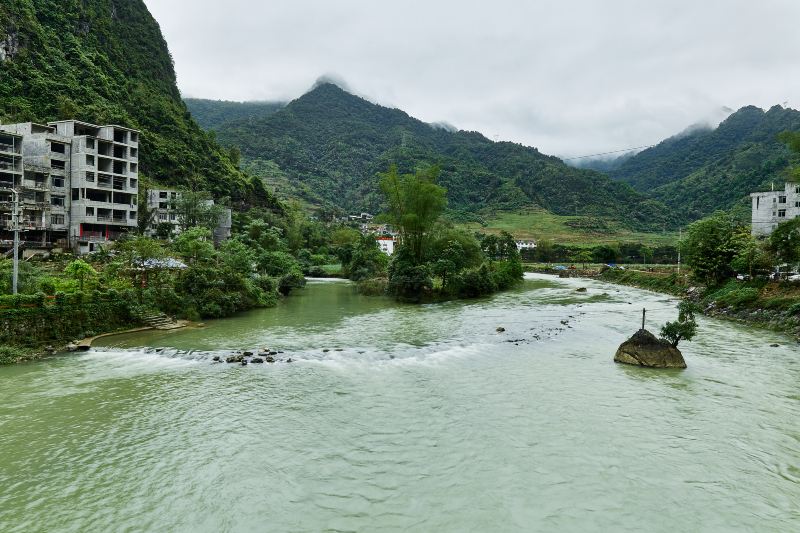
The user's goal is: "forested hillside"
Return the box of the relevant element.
[207,82,673,230]
[606,105,800,220]
[0,0,274,207]
[184,98,284,131]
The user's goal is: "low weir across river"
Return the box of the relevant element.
[1,275,798,531]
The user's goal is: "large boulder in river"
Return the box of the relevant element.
[614,329,686,369]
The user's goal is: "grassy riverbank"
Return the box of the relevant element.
[599,269,800,338]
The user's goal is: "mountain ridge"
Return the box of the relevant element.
[202,82,674,230]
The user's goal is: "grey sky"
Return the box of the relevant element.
[144,0,800,158]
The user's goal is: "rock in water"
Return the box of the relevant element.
[614,329,687,369]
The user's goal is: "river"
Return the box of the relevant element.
[1,274,799,532]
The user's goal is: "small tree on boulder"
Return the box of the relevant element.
[660,301,698,347]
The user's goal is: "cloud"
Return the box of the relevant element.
[144,0,800,157]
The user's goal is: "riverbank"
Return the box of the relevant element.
[598,268,800,339]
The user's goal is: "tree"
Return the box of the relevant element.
[660,301,698,347]
[172,190,226,232]
[571,250,593,270]
[768,217,800,271]
[379,165,447,264]
[63,259,96,292]
[683,212,741,285]
[731,228,772,277]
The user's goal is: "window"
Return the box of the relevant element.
[774,198,778,203]
[72,188,79,201]
[86,207,94,216]
[159,191,168,199]
[129,211,136,219]
[159,202,167,209]
[52,177,64,188]
[129,178,137,189]
[778,209,787,218]
[130,147,138,158]
[85,172,95,182]
[86,138,95,149]
[169,213,176,221]
[796,201,800,208]
[51,195,65,207]
[779,196,787,204]
[159,213,168,221]
[51,160,65,170]
[51,214,65,225]
[86,155,95,166]
[50,142,66,154]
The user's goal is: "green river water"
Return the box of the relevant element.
[1,274,799,532]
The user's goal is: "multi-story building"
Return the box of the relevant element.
[750,183,800,236]
[0,130,24,247]
[0,120,139,254]
[0,124,67,252]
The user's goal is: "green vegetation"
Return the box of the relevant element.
[184,98,285,131]
[203,82,674,232]
[461,209,679,246]
[603,106,800,221]
[0,0,275,205]
[660,301,698,347]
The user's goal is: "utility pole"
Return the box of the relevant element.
[677,227,682,274]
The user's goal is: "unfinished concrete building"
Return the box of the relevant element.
[0,120,140,254]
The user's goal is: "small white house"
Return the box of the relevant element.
[750,183,800,236]
[516,240,537,251]
[376,236,396,255]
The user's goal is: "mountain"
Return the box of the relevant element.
[606,106,800,220]
[184,99,285,131]
[206,82,673,230]
[0,0,273,206]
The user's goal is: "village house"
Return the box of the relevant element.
[750,183,800,236]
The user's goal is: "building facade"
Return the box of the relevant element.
[0,120,139,254]
[750,183,800,236]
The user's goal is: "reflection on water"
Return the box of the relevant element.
[1,274,799,532]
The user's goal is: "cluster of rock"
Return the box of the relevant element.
[213,348,292,366]
[614,329,687,369]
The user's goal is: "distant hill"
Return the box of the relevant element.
[0,0,274,207]
[606,106,800,220]
[206,82,674,230]
[184,99,285,131]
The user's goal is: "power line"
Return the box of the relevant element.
[561,145,656,161]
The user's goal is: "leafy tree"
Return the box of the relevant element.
[571,250,593,269]
[63,259,96,292]
[346,234,388,281]
[731,229,772,277]
[660,302,698,347]
[379,165,447,264]
[173,228,216,264]
[768,217,800,270]
[172,190,226,232]
[683,212,741,285]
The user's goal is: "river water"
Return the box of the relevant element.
[1,274,799,532]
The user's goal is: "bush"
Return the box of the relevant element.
[357,277,389,296]
[451,264,498,298]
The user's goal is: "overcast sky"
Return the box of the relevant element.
[143,0,800,158]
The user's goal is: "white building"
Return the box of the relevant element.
[516,240,537,251]
[0,120,139,254]
[376,236,396,255]
[750,183,800,236]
